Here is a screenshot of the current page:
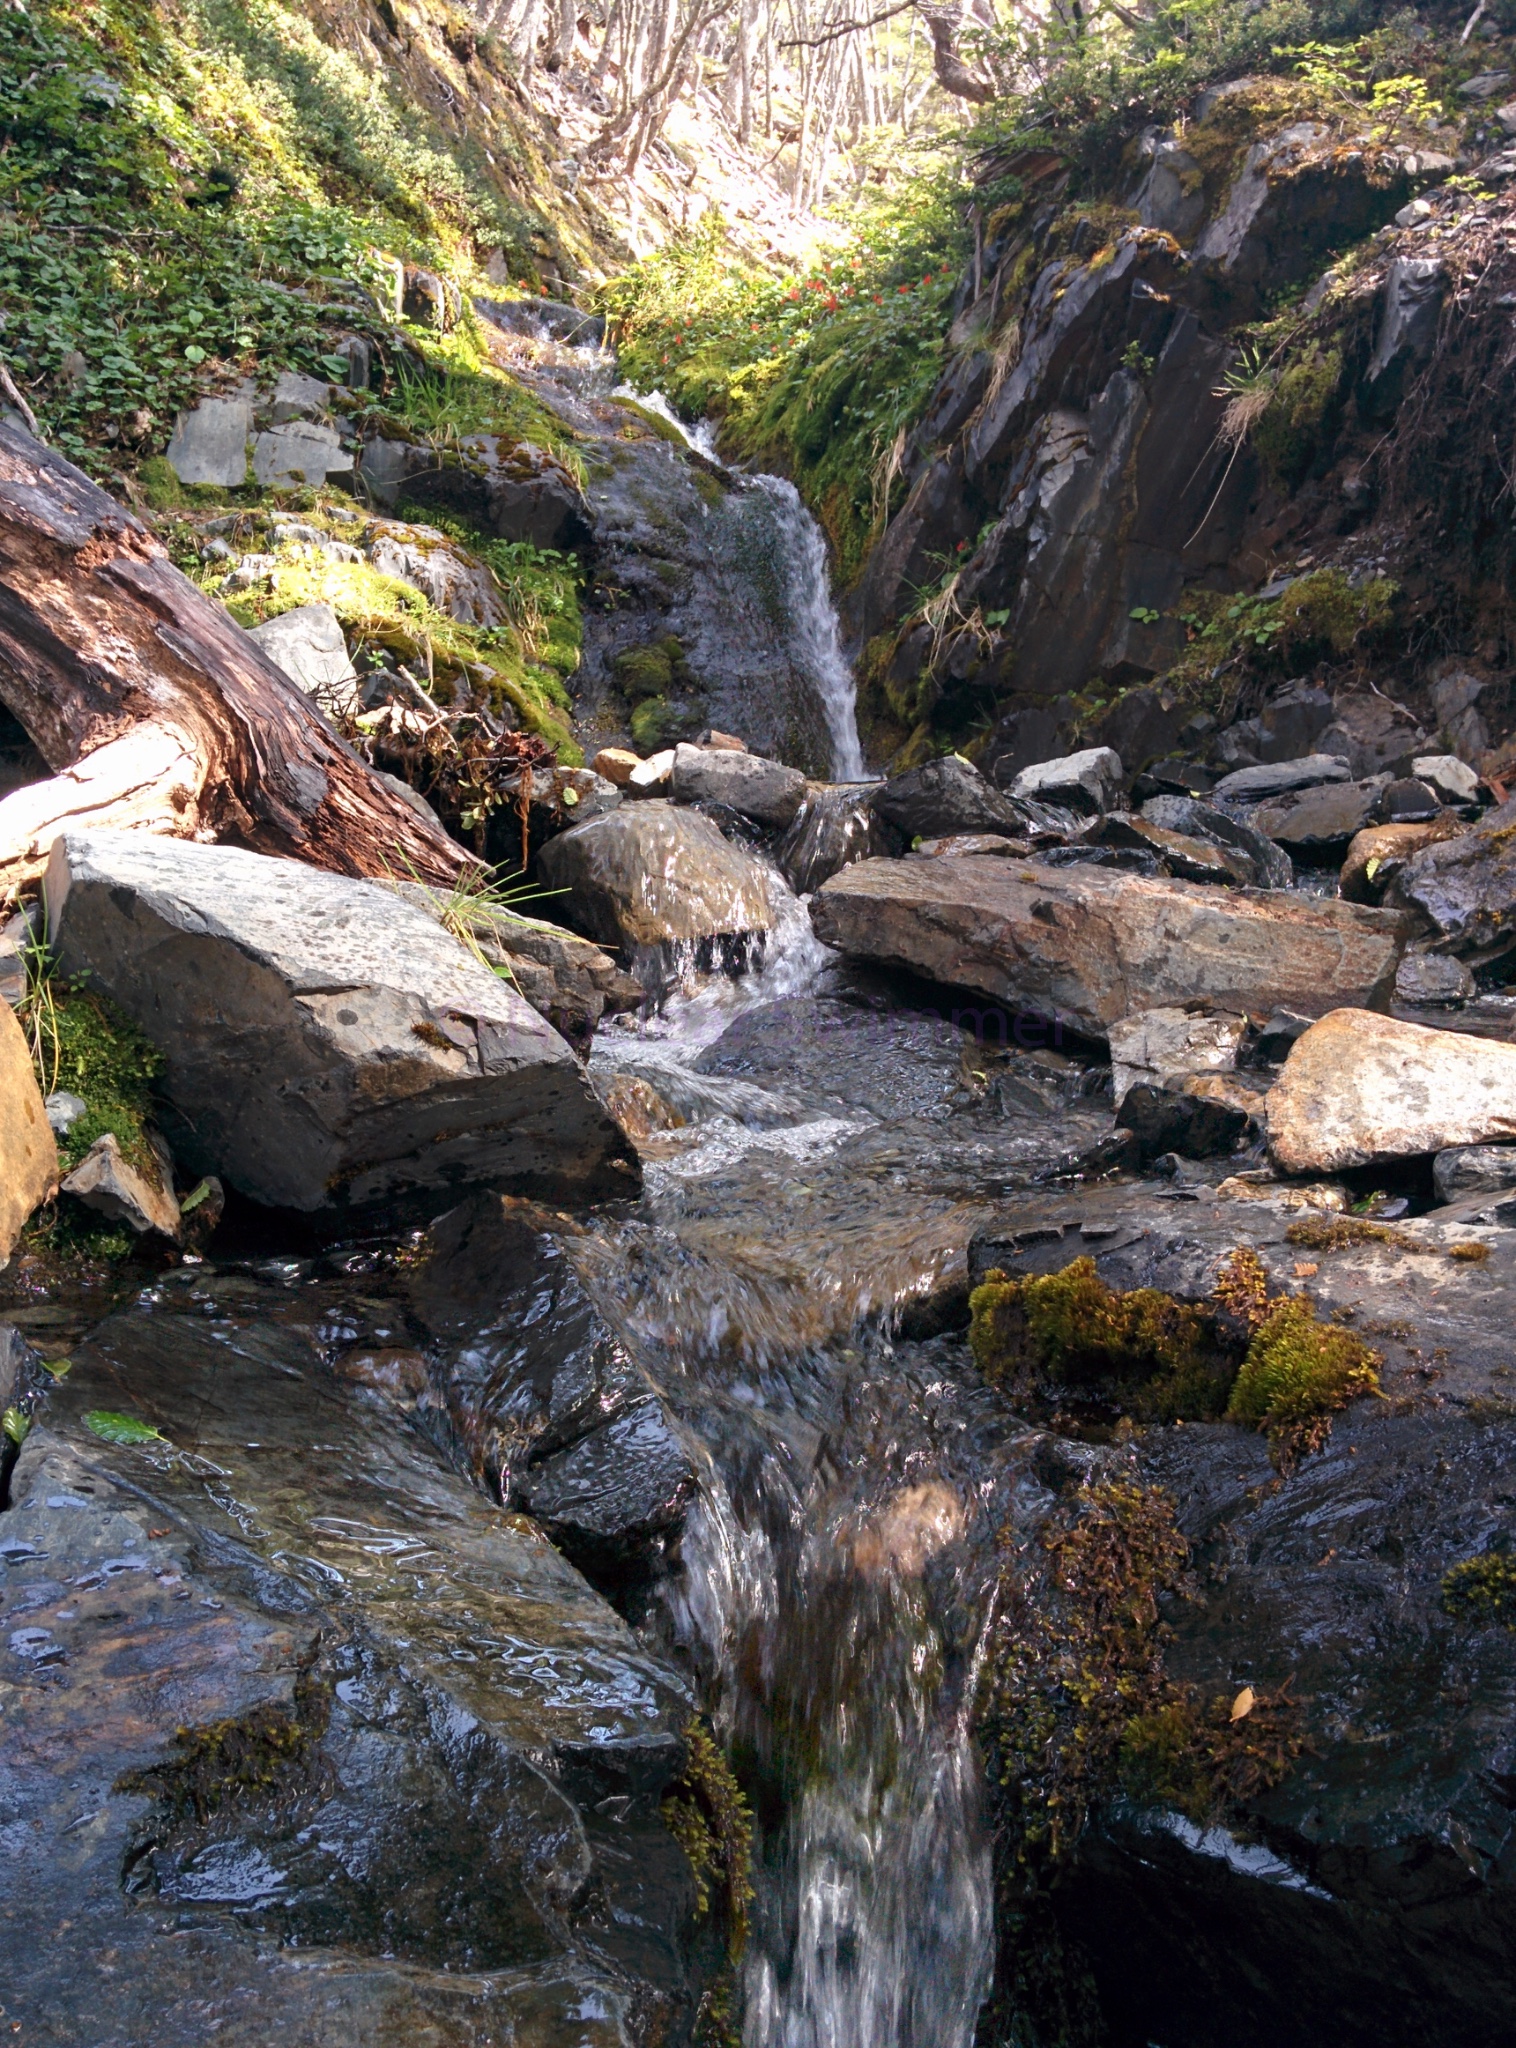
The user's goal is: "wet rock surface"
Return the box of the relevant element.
[0,1255,699,2048]
[537,802,774,961]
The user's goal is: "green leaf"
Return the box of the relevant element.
[2,1405,30,1445]
[183,344,206,364]
[40,1357,72,1379]
[319,353,349,380]
[83,1409,164,1445]
[560,785,579,806]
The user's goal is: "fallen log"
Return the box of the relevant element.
[0,422,469,897]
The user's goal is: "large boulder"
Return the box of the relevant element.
[1212,754,1351,803]
[535,802,772,957]
[1140,795,1293,887]
[0,998,57,1260]
[1250,776,1389,856]
[1268,1008,1516,1173]
[669,743,806,827]
[42,831,635,1213]
[809,857,1407,1040]
[869,755,1026,841]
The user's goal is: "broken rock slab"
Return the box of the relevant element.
[43,830,636,1214]
[252,420,353,488]
[163,396,251,488]
[59,1131,180,1239]
[535,802,773,959]
[669,743,806,827]
[0,997,57,1261]
[1212,753,1352,803]
[810,857,1408,1041]
[1268,1007,1516,1174]
[247,602,359,714]
[1384,797,1516,964]
[1108,1005,1248,1106]
[1434,1143,1516,1205]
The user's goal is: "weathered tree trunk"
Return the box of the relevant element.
[0,424,468,899]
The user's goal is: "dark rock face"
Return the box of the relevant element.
[0,1264,701,2047]
[409,1195,698,1588]
[1386,799,1516,966]
[972,1186,1516,2048]
[1140,795,1293,888]
[1114,1080,1250,1160]
[1250,776,1389,856]
[1363,256,1447,419]
[778,784,903,893]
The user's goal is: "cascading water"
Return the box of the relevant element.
[580,894,1013,2048]
[613,386,865,780]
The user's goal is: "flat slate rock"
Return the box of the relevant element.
[43,830,635,1213]
[1212,753,1353,802]
[810,855,1408,1040]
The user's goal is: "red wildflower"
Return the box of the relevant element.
[898,284,911,294]
[824,293,837,311]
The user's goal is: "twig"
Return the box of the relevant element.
[0,353,40,439]
[1461,0,1488,44]
[781,0,913,49]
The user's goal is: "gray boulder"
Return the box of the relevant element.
[247,603,359,714]
[1009,746,1124,814]
[164,397,251,488]
[1434,1143,1516,1205]
[1364,257,1447,418]
[1413,753,1481,806]
[869,755,1025,840]
[269,369,333,422]
[810,856,1407,1040]
[669,743,807,827]
[42,830,635,1213]
[535,802,772,958]
[1212,754,1351,802]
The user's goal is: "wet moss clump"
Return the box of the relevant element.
[116,1669,332,1822]
[1254,346,1344,488]
[661,1719,755,1961]
[978,1479,1302,1876]
[1285,1214,1425,1255]
[1442,1553,1516,1629]
[1226,1295,1382,1461]
[968,1256,1233,1423]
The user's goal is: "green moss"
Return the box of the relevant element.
[661,1720,755,1961]
[968,1256,1233,1422]
[115,1667,331,1822]
[615,641,678,700]
[1274,565,1394,659]
[1225,1295,1382,1456]
[1254,346,1343,488]
[26,974,164,1176]
[978,1477,1301,1882]
[1442,1552,1516,1628]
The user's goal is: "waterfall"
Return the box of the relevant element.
[613,387,865,779]
[748,476,866,782]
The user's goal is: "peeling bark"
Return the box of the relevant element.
[0,424,468,898]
